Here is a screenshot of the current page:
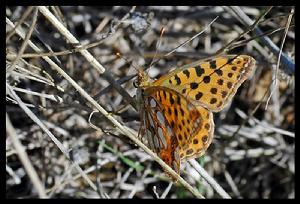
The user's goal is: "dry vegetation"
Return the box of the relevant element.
[6,6,294,198]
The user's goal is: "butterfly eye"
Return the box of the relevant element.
[133,80,138,88]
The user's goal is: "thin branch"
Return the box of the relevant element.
[6,6,34,43]
[37,6,105,74]
[227,24,294,51]
[165,16,219,57]
[6,83,97,191]
[217,6,273,56]
[38,6,137,110]
[160,182,173,198]
[224,169,241,198]
[6,8,38,77]
[188,159,231,199]
[228,6,294,75]
[11,86,63,103]
[6,7,136,60]
[6,113,48,198]
[265,8,294,109]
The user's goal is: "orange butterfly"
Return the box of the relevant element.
[135,55,255,177]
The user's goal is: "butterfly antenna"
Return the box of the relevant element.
[147,27,165,74]
[146,16,219,72]
[116,52,140,72]
[164,16,219,57]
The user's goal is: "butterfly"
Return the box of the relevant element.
[134,55,256,178]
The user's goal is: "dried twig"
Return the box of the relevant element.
[265,8,294,108]
[6,8,38,76]
[6,113,48,198]
[38,6,137,110]
[188,160,231,199]
[6,6,34,43]
[6,83,97,191]
[227,6,294,75]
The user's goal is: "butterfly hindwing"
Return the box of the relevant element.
[141,91,181,175]
[143,86,214,161]
[179,106,214,160]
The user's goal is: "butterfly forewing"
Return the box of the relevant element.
[154,55,255,112]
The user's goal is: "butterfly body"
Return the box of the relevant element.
[135,55,255,177]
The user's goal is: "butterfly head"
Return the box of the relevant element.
[133,68,152,88]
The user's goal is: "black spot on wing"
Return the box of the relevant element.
[174,74,181,85]
[190,82,199,89]
[215,69,223,76]
[195,66,205,77]
[203,76,211,83]
[183,70,190,78]
[195,92,203,100]
[209,60,217,69]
